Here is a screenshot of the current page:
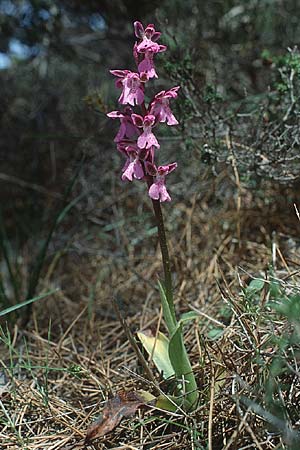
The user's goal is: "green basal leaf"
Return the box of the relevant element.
[137,391,183,413]
[169,324,192,378]
[136,390,156,404]
[157,280,176,335]
[169,323,199,409]
[155,394,180,412]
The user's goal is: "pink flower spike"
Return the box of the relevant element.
[150,86,180,125]
[148,162,177,202]
[107,107,139,142]
[110,70,144,106]
[133,114,160,150]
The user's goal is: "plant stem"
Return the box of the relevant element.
[147,180,176,323]
[147,183,199,409]
[140,102,174,310]
[152,200,173,299]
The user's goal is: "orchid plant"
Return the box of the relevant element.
[107,21,199,410]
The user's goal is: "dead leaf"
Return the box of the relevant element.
[85,390,153,442]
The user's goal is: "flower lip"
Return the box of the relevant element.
[122,157,144,181]
[148,162,177,202]
[135,114,160,150]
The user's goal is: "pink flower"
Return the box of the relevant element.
[138,46,167,79]
[150,86,180,125]
[110,70,145,106]
[122,158,144,181]
[147,163,177,202]
[138,51,157,79]
[134,22,162,53]
[133,21,166,79]
[132,114,160,149]
[121,146,145,181]
[107,107,139,142]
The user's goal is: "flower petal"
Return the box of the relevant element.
[149,183,160,200]
[134,21,144,38]
[122,162,135,181]
[131,114,144,127]
[159,184,171,202]
[133,160,144,179]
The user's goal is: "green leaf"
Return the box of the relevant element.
[179,311,200,323]
[136,390,156,404]
[246,279,265,294]
[137,329,175,380]
[270,294,300,321]
[169,324,192,378]
[169,324,199,409]
[207,328,224,340]
[137,391,181,413]
[155,394,179,412]
[269,281,281,299]
[157,280,176,335]
[0,290,58,317]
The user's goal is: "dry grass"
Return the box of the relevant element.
[1,169,300,449]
